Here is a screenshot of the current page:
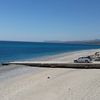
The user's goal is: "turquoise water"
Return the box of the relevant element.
[0,41,100,63]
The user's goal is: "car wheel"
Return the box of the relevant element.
[74,60,78,63]
[85,60,89,63]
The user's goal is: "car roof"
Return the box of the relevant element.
[79,57,88,59]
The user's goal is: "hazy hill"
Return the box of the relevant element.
[45,39,100,45]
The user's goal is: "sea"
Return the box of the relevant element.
[0,41,100,63]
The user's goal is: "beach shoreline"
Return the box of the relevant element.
[20,48,100,62]
[0,49,100,72]
[19,49,100,64]
[0,49,100,100]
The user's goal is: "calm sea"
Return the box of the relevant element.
[0,41,100,63]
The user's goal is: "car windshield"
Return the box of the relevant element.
[78,58,82,60]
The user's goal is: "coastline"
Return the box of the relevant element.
[0,49,100,73]
[22,48,100,62]
[0,49,100,100]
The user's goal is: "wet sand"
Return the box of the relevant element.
[0,49,100,100]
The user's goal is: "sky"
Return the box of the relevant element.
[0,0,100,42]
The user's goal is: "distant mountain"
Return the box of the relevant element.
[85,39,100,45]
[45,39,100,45]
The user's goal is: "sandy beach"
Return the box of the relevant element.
[0,49,100,100]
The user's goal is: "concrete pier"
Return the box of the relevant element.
[2,61,100,68]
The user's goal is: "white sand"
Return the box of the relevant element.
[0,49,100,100]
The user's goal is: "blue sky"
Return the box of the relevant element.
[0,0,100,41]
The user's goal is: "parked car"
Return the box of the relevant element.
[74,57,91,63]
[86,56,93,61]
